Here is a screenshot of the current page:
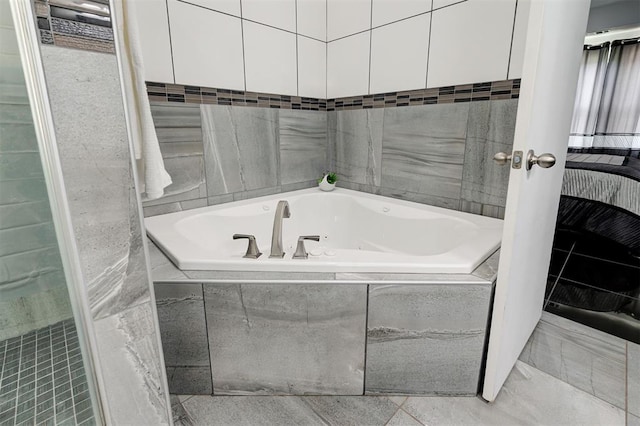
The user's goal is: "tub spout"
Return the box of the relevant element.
[269,200,291,258]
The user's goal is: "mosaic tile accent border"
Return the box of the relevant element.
[146,83,328,111]
[146,79,520,111]
[33,0,114,54]
[0,320,95,425]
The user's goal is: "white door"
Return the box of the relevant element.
[482,0,591,402]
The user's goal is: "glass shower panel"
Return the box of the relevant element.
[0,3,97,424]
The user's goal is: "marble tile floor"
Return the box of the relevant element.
[171,361,626,426]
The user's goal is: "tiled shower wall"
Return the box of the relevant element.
[143,89,517,219]
[29,0,172,423]
[0,1,72,341]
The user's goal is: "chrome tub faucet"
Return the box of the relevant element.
[269,200,290,258]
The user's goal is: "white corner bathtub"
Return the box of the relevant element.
[145,188,503,273]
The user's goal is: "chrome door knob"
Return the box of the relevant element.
[526,150,556,170]
[493,152,512,165]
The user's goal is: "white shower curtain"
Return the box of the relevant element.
[594,39,640,149]
[112,0,172,200]
[568,43,609,148]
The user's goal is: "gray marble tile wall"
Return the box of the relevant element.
[143,103,208,216]
[144,105,328,216]
[144,99,516,218]
[519,312,636,416]
[329,99,518,218]
[366,284,492,395]
[0,10,72,340]
[155,283,212,395]
[41,45,171,424]
[204,283,367,395]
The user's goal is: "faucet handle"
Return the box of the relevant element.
[233,234,262,259]
[293,235,320,259]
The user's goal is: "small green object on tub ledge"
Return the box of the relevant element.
[318,172,338,191]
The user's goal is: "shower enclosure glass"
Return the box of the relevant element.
[0,2,100,424]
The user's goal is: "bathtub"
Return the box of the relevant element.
[145,188,503,273]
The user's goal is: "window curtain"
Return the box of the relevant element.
[568,43,609,148]
[594,38,640,149]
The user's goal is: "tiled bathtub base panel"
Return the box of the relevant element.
[145,79,521,111]
[365,284,492,395]
[0,320,95,425]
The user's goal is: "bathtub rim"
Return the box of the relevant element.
[145,187,503,275]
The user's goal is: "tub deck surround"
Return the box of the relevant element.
[206,284,368,395]
[150,238,499,396]
[365,284,492,395]
[145,188,503,274]
[155,283,212,395]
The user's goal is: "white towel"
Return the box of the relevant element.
[113,0,172,200]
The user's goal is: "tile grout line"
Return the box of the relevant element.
[383,405,402,426]
[0,339,7,389]
[506,0,518,80]
[295,0,299,97]
[239,0,247,91]
[64,321,79,423]
[400,404,427,426]
[164,0,177,84]
[425,0,433,89]
[33,328,40,424]
[367,0,373,95]
[12,334,24,425]
[49,324,57,425]
[200,282,214,395]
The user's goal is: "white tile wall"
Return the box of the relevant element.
[132,0,174,83]
[298,36,327,98]
[242,0,296,32]
[370,14,431,93]
[243,22,298,95]
[168,0,245,90]
[297,0,327,41]
[432,0,466,10]
[139,0,522,97]
[327,0,371,41]
[427,0,516,88]
[508,0,531,79]
[185,0,241,16]
[371,0,431,28]
[327,31,370,98]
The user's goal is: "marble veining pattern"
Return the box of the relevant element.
[401,361,625,426]
[205,284,367,395]
[279,109,328,184]
[171,360,624,425]
[155,283,212,395]
[93,303,169,424]
[145,103,207,208]
[40,45,170,423]
[328,109,383,186]
[365,284,491,395]
[461,99,517,207]
[40,46,151,320]
[519,311,627,409]
[202,105,279,196]
[381,103,469,200]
